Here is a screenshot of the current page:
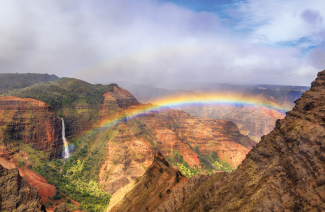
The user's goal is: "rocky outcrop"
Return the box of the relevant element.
[103,86,140,109]
[0,157,56,203]
[53,203,70,212]
[108,70,325,211]
[0,96,61,158]
[0,164,46,211]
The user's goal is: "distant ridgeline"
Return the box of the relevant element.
[0,73,59,94]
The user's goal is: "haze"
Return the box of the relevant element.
[1,0,325,87]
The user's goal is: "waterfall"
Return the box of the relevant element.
[61,118,70,158]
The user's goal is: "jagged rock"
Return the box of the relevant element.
[0,164,46,211]
[107,70,325,211]
[54,203,70,212]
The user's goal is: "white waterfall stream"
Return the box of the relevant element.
[61,118,70,158]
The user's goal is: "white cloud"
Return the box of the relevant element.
[0,0,322,87]
[235,0,325,45]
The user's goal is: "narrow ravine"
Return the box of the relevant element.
[61,118,70,158]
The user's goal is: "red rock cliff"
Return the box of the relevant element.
[0,96,61,158]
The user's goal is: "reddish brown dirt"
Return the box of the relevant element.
[46,197,80,212]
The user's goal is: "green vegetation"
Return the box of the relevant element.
[7,122,114,211]
[4,77,117,107]
[0,73,59,94]
[3,77,117,141]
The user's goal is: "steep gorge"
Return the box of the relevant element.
[0,77,258,211]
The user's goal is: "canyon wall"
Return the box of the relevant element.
[0,96,61,159]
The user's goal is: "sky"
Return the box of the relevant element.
[0,0,325,87]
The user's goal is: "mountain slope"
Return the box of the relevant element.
[107,70,325,211]
[4,77,117,140]
[0,73,59,94]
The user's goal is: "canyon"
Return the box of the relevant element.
[118,81,306,142]
[107,70,325,211]
[0,73,302,211]
[96,86,256,194]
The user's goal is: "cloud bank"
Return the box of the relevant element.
[0,0,324,86]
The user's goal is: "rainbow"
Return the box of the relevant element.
[62,93,291,156]
[98,93,289,129]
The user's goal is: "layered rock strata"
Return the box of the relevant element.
[0,96,61,158]
[0,164,46,211]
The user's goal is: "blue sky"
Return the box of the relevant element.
[159,0,324,52]
[0,0,324,86]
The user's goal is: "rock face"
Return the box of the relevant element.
[0,157,56,204]
[0,164,46,211]
[103,86,140,109]
[106,152,227,212]
[107,70,325,211]
[53,203,70,212]
[0,96,61,158]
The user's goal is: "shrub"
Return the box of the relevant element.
[176,177,180,183]
[66,198,71,203]
[159,168,163,173]
[166,189,171,194]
